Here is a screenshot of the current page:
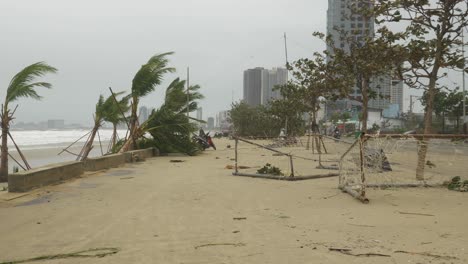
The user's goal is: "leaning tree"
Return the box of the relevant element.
[121,52,175,153]
[0,62,57,181]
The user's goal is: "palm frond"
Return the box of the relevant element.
[6,62,57,104]
[131,52,175,98]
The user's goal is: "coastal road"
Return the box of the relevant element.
[0,139,467,263]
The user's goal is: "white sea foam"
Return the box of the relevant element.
[8,129,127,150]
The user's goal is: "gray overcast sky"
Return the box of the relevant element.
[0,0,327,125]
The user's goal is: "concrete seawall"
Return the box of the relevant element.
[8,148,158,193]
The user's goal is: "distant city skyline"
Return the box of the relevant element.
[243,67,288,106]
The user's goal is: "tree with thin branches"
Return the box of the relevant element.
[377,0,468,180]
[0,62,57,182]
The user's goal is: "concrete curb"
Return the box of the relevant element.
[8,147,159,193]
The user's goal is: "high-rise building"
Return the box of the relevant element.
[243,67,287,106]
[217,110,230,130]
[207,117,215,130]
[138,106,149,124]
[196,107,203,121]
[326,0,403,119]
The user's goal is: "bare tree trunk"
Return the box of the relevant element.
[416,75,438,181]
[80,125,99,161]
[0,117,9,182]
[361,77,369,133]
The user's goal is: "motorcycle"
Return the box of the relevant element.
[193,129,216,150]
[333,130,341,140]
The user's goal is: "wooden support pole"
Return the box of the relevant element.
[289,155,294,177]
[340,185,369,204]
[358,134,366,198]
[7,132,31,170]
[234,137,290,156]
[58,131,91,155]
[8,153,27,171]
[97,129,104,156]
[235,138,238,174]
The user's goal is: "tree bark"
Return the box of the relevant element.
[416,72,438,180]
[361,77,369,133]
[80,124,99,161]
[0,115,9,182]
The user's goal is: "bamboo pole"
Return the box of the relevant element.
[289,155,294,177]
[232,172,339,181]
[7,132,31,170]
[358,134,367,198]
[234,137,289,156]
[97,129,103,156]
[364,134,468,139]
[340,185,369,204]
[234,138,238,174]
[58,131,91,155]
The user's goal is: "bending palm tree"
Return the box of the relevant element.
[121,52,175,152]
[0,62,57,182]
[102,91,130,152]
[145,78,204,155]
[79,95,108,161]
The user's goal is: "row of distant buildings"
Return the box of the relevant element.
[240,0,405,129]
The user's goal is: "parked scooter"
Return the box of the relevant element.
[333,128,341,140]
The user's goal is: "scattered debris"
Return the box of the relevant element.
[233,217,247,220]
[215,157,220,159]
[425,160,436,168]
[257,163,283,176]
[395,250,458,260]
[329,248,391,258]
[447,176,468,192]
[347,223,376,228]
[272,153,285,156]
[194,243,245,250]
[225,165,252,170]
[398,211,435,217]
[232,230,240,233]
[120,177,134,180]
[170,160,185,163]
[0,247,120,264]
[227,145,231,148]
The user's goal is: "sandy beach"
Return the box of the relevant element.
[0,138,467,263]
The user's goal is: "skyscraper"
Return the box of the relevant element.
[326,0,403,118]
[243,67,287,106]
[139,106,149,124]
[196,107,203,121]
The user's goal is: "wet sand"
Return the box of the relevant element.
[0,138,467,263]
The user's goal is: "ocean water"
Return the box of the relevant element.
[8,129,127,150]
[5,129,128,172]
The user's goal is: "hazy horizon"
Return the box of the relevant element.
[1,0,453,126]
[0,0,329,125]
